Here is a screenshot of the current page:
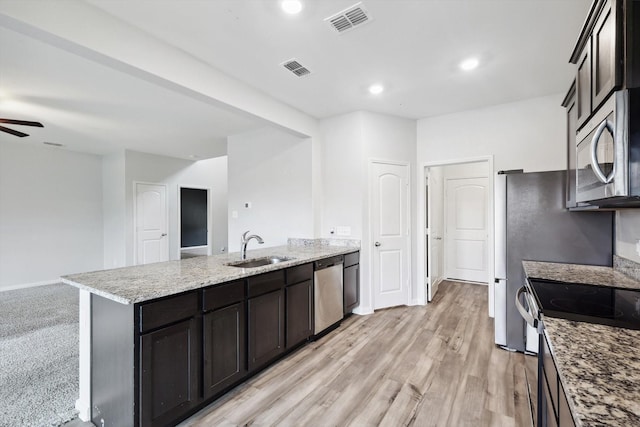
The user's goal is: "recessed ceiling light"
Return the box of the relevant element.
[460,57,479,71]
[369,84,384,95]
[281,0,303,14]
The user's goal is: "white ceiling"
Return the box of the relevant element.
[0,0,591,159]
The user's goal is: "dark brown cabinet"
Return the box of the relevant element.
[202,280,247,398]
[285,280,313,348]
[576,42,592,128]
[563,82,578,209]
[591,0,620,108]
[539,334,575,427]
[140,317,201,427]
[285,263,313,349]
[344,251,360,314]
[571,0,622,129]
[247,271,286,371]
[96,255,351,427]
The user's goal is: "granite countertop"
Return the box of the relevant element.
[61,243,359,305]
[523,260,640,426]
[523,260,640,290]
[544,318,640,427]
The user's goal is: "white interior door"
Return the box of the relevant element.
[445,177,489,283]
[426,169,444,301]
[135,183,169,265]
[371,161,410,309]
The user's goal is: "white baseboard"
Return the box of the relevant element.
[353,306,374,316]
[408,298,425,306]
[0,279,60,292]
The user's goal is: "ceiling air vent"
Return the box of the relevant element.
[281,59,311,77]
[325,2,372,34]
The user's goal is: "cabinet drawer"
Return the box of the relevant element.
[344,251,359,268]
[247,270,285,298]
[139,291,199,333]
[203,280,245,312]
[286,263,312,285]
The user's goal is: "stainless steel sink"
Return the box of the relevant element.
[227,256,294,268]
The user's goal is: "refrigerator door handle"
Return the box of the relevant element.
[515,286,538,330]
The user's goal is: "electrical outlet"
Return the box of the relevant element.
[336,226,351,236]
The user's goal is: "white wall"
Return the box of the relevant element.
[227,127,313,252]
[319,111,417,313]
[0,140,103,289]
[417,93,566,172]
[320,112,365,239]
[123,150,228,266]
[102,150,126,269]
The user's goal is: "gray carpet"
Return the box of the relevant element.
[0,284,79,427]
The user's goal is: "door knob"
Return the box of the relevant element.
[161,233,167,237]
[374,242,381,247]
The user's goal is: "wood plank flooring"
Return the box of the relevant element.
[180,281,536,427]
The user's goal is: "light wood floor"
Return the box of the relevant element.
[180,281,536,427]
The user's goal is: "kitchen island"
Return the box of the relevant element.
[523,260,640,427]
[62,240,359,427]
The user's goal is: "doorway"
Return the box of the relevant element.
[134,182,169,265]
[418,157,494,314]
[370,160,411,310]
[179,187,211,258]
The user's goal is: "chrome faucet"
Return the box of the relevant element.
[241,230,264,259]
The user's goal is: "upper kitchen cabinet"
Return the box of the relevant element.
[570,0,640,129]
[576,42,592,128]
[562,81,578,209]
[592,0,621,107]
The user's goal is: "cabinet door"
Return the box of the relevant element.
[344,264,359,314]
[576,41,592,129]
[565,84,578,208]
[558,382,576,427]
[592,0,620,110]
[286,280,312,349]
[248,289,285,371]
[140,318,200,427]
[203,302,246,399]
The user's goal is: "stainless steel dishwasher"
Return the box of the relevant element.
[313,255,344,335]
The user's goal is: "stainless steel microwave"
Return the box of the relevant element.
[576,89,640,207]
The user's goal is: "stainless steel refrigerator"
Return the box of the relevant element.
[494,170,613,353]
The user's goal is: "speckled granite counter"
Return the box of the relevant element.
[523,260,640,290]
[523,260,640,427]
[544,318,640,427]
[62,243,359,304]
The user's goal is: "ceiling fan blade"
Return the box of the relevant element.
[0,118,44,128]
[0,125,29,137]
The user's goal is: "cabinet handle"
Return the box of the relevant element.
[590,119,615,184]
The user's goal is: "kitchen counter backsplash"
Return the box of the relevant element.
[288,237,360,248]
[614,255,640,281]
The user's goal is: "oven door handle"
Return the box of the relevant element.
[515,286,538,330]
[590,119,616,184]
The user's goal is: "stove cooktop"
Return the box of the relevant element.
[528,278,640,330]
